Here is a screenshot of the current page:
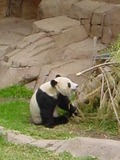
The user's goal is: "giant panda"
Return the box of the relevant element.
[30,75,78,128]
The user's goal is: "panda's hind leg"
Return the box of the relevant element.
[54,116,68,125]
[41,115,68,128]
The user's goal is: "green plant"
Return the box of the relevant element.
[102,35,120,62]
[107,35,120,53]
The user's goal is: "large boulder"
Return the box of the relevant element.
[91,4,120,44]
[69,0,106,20]
[37,0,79,19]
[0,62,40,89]
[33,16,88,48]
[69,0,120,44]
[33,16,80,34]
[62,38,106,60]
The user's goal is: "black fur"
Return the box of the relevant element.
[51,80,57,87]
[57,93,77,117]
[36,89,76,128]
[56,74,61,78]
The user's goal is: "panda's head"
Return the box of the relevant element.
[51,75,78,97]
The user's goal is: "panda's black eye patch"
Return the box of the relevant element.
[68,82,71,88]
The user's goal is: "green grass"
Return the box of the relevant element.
[0,98,76,139]
[0,84,33,99]
[0,136,98,160]
[0,85,119,140]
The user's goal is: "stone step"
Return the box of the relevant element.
[54,25,87,48]
[33,16,81,35]
[8,36,55,68]
[4,49,21,62]
[17,32,46,49]
[62,38,106,60]
[0,46,13,60]
[7,36,53,62]
[33,15,88,48]
[0,17,34,48]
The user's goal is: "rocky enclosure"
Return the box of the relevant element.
[0,0,120,91]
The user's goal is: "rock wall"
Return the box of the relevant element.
[0,0,120,89]
[38,0,120,44]
[21,0,42,19]
[69,0,120,44]
[0,0,41,19]
[0,16,106,89]
[37,0,79,19]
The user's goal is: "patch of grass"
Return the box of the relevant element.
[99,120,118,135]
[0,84,33,99]
[0,99,76,140]
[0,100,30,131]
[0,136,97,160]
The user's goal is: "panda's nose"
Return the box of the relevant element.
[75,83,78,88]
[72,84,78,91]
[76,84,78,88]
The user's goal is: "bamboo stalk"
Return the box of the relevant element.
[100,73,105,109]
[84,86,101,100]
[76,62,119,76]
[100,67,120,126]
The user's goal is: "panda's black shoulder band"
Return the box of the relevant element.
[36,88,43,95]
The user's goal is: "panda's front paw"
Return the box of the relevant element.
[69,106,79,117]
[72,108,79,116]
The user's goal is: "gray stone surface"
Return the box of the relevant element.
[54,25,88,48]
[0,46,13,60]
[0,17,34,48]
[17,32,46,49]
[62,38,106,60]
[9,36,55,67]
[54,137,120,160]
[1,127,120,160]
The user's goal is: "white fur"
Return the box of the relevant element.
[30,90,42,124]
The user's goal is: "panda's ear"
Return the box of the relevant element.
[56,74,61,78]
[51,80,58,87]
